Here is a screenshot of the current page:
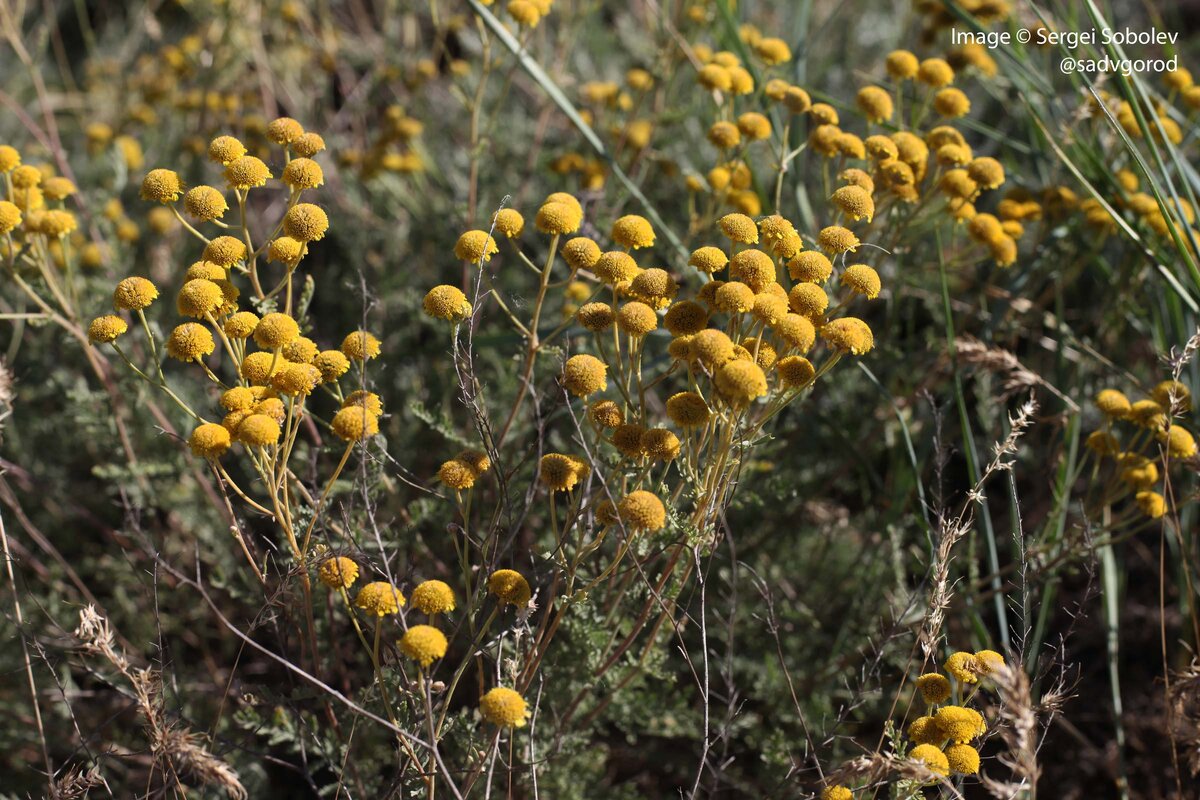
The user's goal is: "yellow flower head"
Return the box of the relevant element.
[718,213,759,244]
[916,672,952,705]
[540,453,585,492]
[281,157,325,190]
[401,625,449,667]
[617,490,667,532]
[1152,380,1192,412]
[188,422,231,459]
[423,285,472,322]
[318,556,359,589]
[945,743,980,775]
[783,86,812,113]
[831,185,875,222]
[88,315,128,344]
[42,176,77,200]
[493,208,525,238]
[728,249,775,293]
[789,251,834,283]
[737,112,772,141]
[907,715,944,745]
[691,328,736,366]
[612,214,655,249]
[489,569,532,607]
[203,235,248,267]
[140,169,183,203]
[715,282,755,314]
[818,226,860,254]
[967,157,1005,190]
[292,132,326,158]
[577,302,615,332]
[283,203,329,242]
[224,311,260,339]
[974,649,1006,675]
[716,360,768,405]
[341,330,382,361]
[224,155,272,190]
[166,323,215,361]
[332,406,380,442]
[909,743,949,776]
[479,687,529,727]
[934,88,971,118]
[642,428,681,461]
[0,144,20,172]
[663,301,709,337]
[508,0,541,26]
[589,399,624,428]
[177,278,224,318]
[220,387,256,412]
[772,314,816,352]
[236,414,281,446]
[184,185,228,221]
[754,37,791,65]
[271,362,321,396]
[438,459,477,490]
[1136,490,1167,518]
[454,230,500,262]
[411,580,456,615]
[207,135,247,165]
[689,246,730,274]
[535,201,582,235]
[789,283,829,319]
[617,301,658,338]
[253,312,300,350]
[776,355,815,388]
[562,237,602,271]
[944,651,980,683]
[563,354,607,397]
[917,58,955,87]
[856,86,894,123]
[594,251,639,285]
[842,264,881,300]
[934,705,985,743]
[820,317,873,355]
[267,116,305,145]
[886,49,919,80]
[820,788,852,800]
[355,581,405,616]
[0,200,21,234]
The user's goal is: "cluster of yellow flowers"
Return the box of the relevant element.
[316,552,532,727]
[343,106,427,179]
[821,649,1001,796]
[0,146,82,254]
[1086,380,1195,521]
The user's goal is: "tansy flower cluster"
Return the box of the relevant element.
[1085,379,1195,522]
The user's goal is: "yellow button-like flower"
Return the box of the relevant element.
[916,672,952,705]
[817,225,860,254]
[562,354,607,397]
[842,265,881,300]
[820,317,873,355]
[907,715,944,745]
[454,229,500,262]
[188,422,231,459]
[318,556,359,589]
[203,235,248,267]
[401,624,448,667]
[113,276,159,310]
[423,285,472,322]
[140,168,183,203]
[562,237,601,271]
[831,185,875,222]
[886,49,919,80]
[856,86,894,123]
[479,687,529,727]
[411,580,456,615]
[1136,490,1167,519]
[611,214,655,249]
[281,157,325,190]
[184,185,228,221]
[88,315,128,344]
[236,414,281,447]
[493,208,524,238]
[267,116,305,145]
[945,743,980,775]
[176,278,224,318]
[332,406,380,442]
[934,705,985,743]
[488,569,531,607]
[224,311,260,340]
[909,743,949,776]
[341,330,381,361]
[917,57,955,88]
[166,323,215,362]
[617,490,666,532]
[282,203,329,242]
[776,356,815,388]
[224,155,273,190]
[208,135,247,165]
[355,581,405,616]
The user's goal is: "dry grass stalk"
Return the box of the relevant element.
[74,606,247,800]
[920,399,1038,660]
[954,337,1079,412]
[1168,660,1200,777]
